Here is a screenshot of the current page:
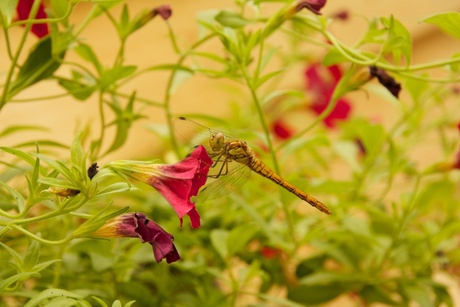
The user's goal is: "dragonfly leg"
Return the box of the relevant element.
[208,156,230,179]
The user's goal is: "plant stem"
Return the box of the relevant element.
[0,0,42,112]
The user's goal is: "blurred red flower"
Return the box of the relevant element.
[306,63,352,128]
[272,119,294,140]
[16,0,49,38]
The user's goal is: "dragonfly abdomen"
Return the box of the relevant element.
[249,159,331,215]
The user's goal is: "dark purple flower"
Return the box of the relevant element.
[87,162,99,180]
[152,5,172,20]
[295,0,327,15]
[92,213,180,263]
[369,66,401,98]
[16,0,49,38]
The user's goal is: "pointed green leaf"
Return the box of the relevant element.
[0,272,39,292]
[227,223,259,257]
[211,229,229,260]
[75,43,102,72]
[100,65,137,90]
[8,36,65,98]
[24,288,84,307]
[23,238,41,271]
[423,12,460,40]
[0,0,19,24]
[215,10,250,28]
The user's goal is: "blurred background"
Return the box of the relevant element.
[1,0,460,162]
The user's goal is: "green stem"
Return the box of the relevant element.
[375,174,422,273]
[165,33,217,154]
[8,224,74,245]
[0,0,42,112]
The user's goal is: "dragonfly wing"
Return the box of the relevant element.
[174,117,239,150]
[193,163,251,203]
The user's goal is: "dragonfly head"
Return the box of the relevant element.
[209,132,225,152]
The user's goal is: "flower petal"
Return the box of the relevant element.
[16,0,49,38]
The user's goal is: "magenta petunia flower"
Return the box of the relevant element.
[105,146,212,228]
[92,213,180,263]
[16,0,49,38]
[305,63,352,128]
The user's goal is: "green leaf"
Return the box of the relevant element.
[423,12,460,40]
[0,125,47,138]
[0,272,40,292]
[227,223,259,257]
[49,0,70,21]
[105,92,144,154]
[0,181,26,212]
[360,284,400,306]
[39,177,80,190]
[100,65,137,90]
[58,77,96,101]
[94,182,134,198]
[287,283,352,305]
[381,16,412,64]
[34,154,73,181]
[33,259,61,272]
[23,238,41,271]
[75,43,102,73]
[0,0,18,24]
[215,10,250,28]
[24,288,84,307]
[211,229,229,260]
[0,242,24,270]
[403,283,434,307]
[8,36,65,98]
[295,256,326,278]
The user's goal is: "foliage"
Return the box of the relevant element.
[1,0,460,306]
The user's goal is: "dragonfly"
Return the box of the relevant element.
[174,117,331,215]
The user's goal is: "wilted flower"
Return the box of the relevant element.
[151,5,172,20]
[16,0,49,38]
[105,146,211,228]
[87,162,99,180]
[369,66,401,98]
[45,186,80,197]
[295,0,327,15]
[92,213,180,263]
[306,63,352,128]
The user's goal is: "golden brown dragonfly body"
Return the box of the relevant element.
[175,117,331,215]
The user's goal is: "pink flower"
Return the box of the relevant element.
[16,0,49,38]
[106,146,211,228]
[92,213,180,263]
[305,63,352,128]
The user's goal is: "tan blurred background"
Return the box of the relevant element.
[2,1,460,305]
[1,0,460,164]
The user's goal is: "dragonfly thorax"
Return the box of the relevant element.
[209,132,225,152]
